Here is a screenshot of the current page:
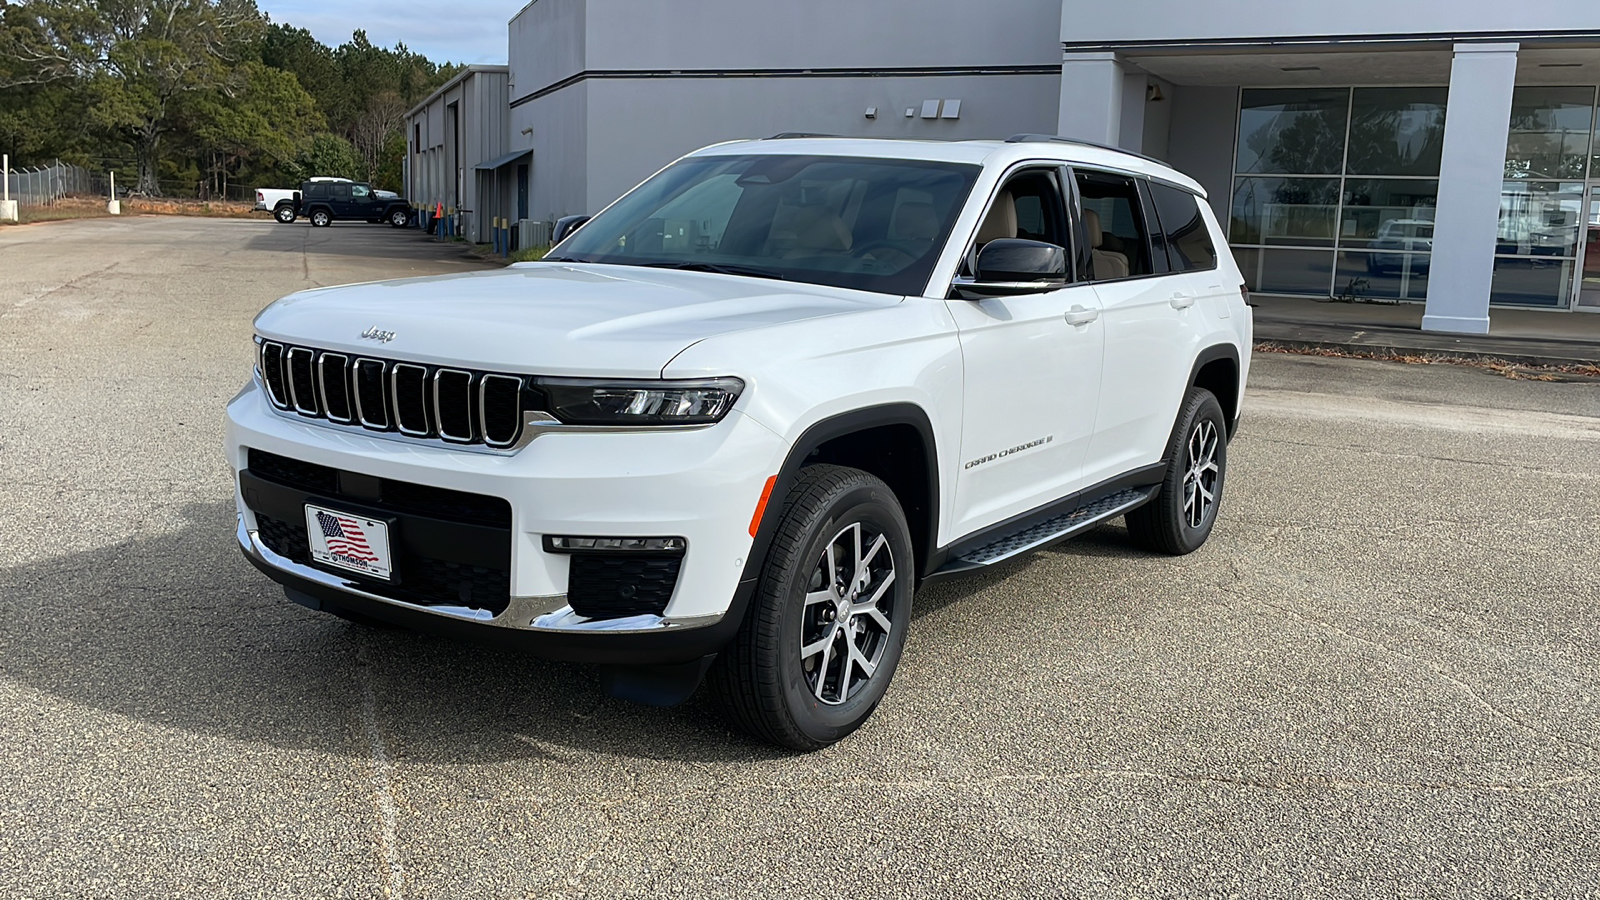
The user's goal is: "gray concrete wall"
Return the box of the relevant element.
[580,73,1063,214]
[583,0,1061,72]
[1164,84,1238,223]
[1061,1,1600,44]
[511,80,589,223]
[508,0,585,97]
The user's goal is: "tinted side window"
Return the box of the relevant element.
[1074,170,1153,281]
[1150,183,1219,272]
[333,184,352,201]
[306,184,328,199]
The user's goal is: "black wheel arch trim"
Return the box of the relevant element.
[729,403,941,632]
[1188,343,1242,436]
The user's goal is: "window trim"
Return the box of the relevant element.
[950,161,1080,285]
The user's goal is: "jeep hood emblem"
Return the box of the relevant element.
[360,326,396,343]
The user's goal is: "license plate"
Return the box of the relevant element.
[304,504,393,580]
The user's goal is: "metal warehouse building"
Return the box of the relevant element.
[405,0,1600,333]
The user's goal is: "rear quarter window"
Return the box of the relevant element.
[1149,183,1219,272]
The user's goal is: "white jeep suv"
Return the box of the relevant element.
[228,135,1251,750]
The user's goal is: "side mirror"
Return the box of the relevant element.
[974,238,1067,285]
[552,214,591,244]
[953,239,1069,296]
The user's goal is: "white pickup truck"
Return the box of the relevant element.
[254,177,397,224]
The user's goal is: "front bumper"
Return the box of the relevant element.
[227,382,785,663]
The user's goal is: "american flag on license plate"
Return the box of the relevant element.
[316,511,379,562]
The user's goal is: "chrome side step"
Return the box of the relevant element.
[935,487,1156,576]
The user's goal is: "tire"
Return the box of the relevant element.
[709,464,914,751]
[388,208,409,228]
[274,204,296,224]
[1125,387,1228,555]
[310,209,331,227]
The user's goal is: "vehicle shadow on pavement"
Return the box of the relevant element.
[0,500,790,764]
[244,226,489,265]
[911,523,1150,621]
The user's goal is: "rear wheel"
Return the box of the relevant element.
[710,465,914,751]
[1125,387,1228,555]
[310,208,331,228]
[274,204,296,224]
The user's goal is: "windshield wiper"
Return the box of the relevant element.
[541,255,585,263]
[638,261,787,281]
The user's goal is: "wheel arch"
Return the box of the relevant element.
[728,402,941,635]
[1188,343,1241,436]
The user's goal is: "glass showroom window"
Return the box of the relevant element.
[1492,86,1596,307]
[1232,87,1443,300]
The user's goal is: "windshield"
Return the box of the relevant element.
[550,154,980,295]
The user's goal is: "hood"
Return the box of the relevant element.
[253,263,897,377]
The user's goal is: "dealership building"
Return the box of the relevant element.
[404,0,1600,332]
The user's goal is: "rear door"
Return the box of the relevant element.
[1077,169,1198,487]
[330,183,353,217]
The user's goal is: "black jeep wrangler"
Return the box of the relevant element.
[298,181,412,228]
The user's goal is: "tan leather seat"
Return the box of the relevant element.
[976,191,1017,244]
[1084,208,1129,280]
[768,203,853,257]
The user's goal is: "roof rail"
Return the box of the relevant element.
[762,132,841,140]
[1004,134,1166,165]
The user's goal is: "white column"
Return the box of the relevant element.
[1423,42,1519,334]
[1119,70,1148,153]
[1058,52,1125,146]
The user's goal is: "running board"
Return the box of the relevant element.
[933,487,1157,576]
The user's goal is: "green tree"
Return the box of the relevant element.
[0,0,265,194]
[287,131,361,182]
[185,60,321,196]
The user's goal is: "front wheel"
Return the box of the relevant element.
[309,209,331,227]
[274,204,296,224]
[388,208,409,228]
[1125,387,1228,555]
[710,465,914,751]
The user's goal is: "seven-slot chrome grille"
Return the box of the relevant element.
[256,339,529,449]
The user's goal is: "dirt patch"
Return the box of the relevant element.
[1255,340,1600,382]
[2,194,270,226]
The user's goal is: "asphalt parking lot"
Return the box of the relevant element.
[2,215,1598,899]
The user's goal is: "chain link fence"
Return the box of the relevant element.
[3,160,106,208]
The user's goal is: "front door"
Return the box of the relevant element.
[947,167,1105,537]
[1577,187,1600,310]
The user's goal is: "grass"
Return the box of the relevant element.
[508,245,548,263]
[467,243,550,264]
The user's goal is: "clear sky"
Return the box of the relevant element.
[256,1,515,65]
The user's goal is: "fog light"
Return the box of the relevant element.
[546,535,686,553]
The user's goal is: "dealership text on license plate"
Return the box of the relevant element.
[304,504,393,580]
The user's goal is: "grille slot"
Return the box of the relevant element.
[391,364,431,436]
[354,359,390,430]
[286,347,319,416]
[480,375,523,447]
[434,369,475,442]
[255,342,527,448]
[260,342,290,409]
[567,554,683,619]
[319,353,353,423]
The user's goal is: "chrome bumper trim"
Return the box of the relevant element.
[236,515,723,634]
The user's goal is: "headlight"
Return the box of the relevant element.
[538,377,744,426]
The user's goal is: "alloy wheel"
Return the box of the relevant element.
[799,521,897,706]
[1183,419,1220,529]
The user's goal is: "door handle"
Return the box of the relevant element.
[1064,304,1099,326]
[1170,292,1197,310]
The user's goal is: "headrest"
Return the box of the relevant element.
[890,202,939,242]
[1083,207,1104,248]
[976,191,1017,244]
